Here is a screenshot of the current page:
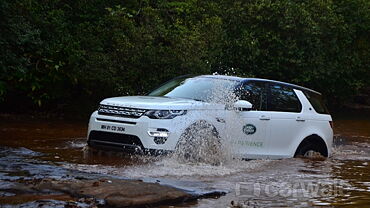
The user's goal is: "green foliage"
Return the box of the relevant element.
[0,0,369,113]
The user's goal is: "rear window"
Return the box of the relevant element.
[304,91,329,114]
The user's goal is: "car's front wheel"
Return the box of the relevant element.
[174,121,222,164]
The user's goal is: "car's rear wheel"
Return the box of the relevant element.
[294,137,328,158]
[174,121,222,164]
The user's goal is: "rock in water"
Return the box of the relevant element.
[35,178,193,207]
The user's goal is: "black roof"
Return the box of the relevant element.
[199,75,321,95]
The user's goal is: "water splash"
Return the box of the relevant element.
[171,76,243,165]
[66,138,87,149]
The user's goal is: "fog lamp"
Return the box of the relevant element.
[147,129,170,138]
[148,129,169,144]
[148,131,169,137]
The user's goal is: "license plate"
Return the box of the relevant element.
[100,125,125,132]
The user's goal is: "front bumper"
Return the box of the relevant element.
[87,111,185,151]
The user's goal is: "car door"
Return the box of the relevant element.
[225,81,271,158]
[266,83,304,157]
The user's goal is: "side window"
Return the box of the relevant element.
[239,81,267,111]
[268,84,302,112]
[304,91,329,114]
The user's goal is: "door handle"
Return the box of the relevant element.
[296,116,305,121]
[259,115,270,120]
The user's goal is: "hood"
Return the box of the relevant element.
[100,96,225,110]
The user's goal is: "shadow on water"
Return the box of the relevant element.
[0,111,369,207]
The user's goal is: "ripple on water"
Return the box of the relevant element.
[120,157,270,179]
[62,155,271,180]
[331,143,370,161]
[65,138,87,149]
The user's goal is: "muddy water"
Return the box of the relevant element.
[0,111,369,207]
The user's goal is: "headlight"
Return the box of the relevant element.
[144,110,187,119]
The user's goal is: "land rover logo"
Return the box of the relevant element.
[243,124,256,135]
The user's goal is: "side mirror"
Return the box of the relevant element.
[234,100,253,111]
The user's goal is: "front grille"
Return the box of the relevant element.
[98,104,147,118]
[88,131,143,149]
[96,118,136,125]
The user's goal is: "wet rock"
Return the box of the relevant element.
[34,178,193,207]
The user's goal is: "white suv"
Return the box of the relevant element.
[87,75,333,159]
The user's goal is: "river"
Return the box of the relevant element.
[0,110,369,207]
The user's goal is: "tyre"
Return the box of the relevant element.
[294,140,327,158]
[174,121,222,164]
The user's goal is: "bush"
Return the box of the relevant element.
[0,0,369,114]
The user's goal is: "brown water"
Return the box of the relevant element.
[0,112,369,207]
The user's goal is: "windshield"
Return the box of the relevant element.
[148,76,241,103]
